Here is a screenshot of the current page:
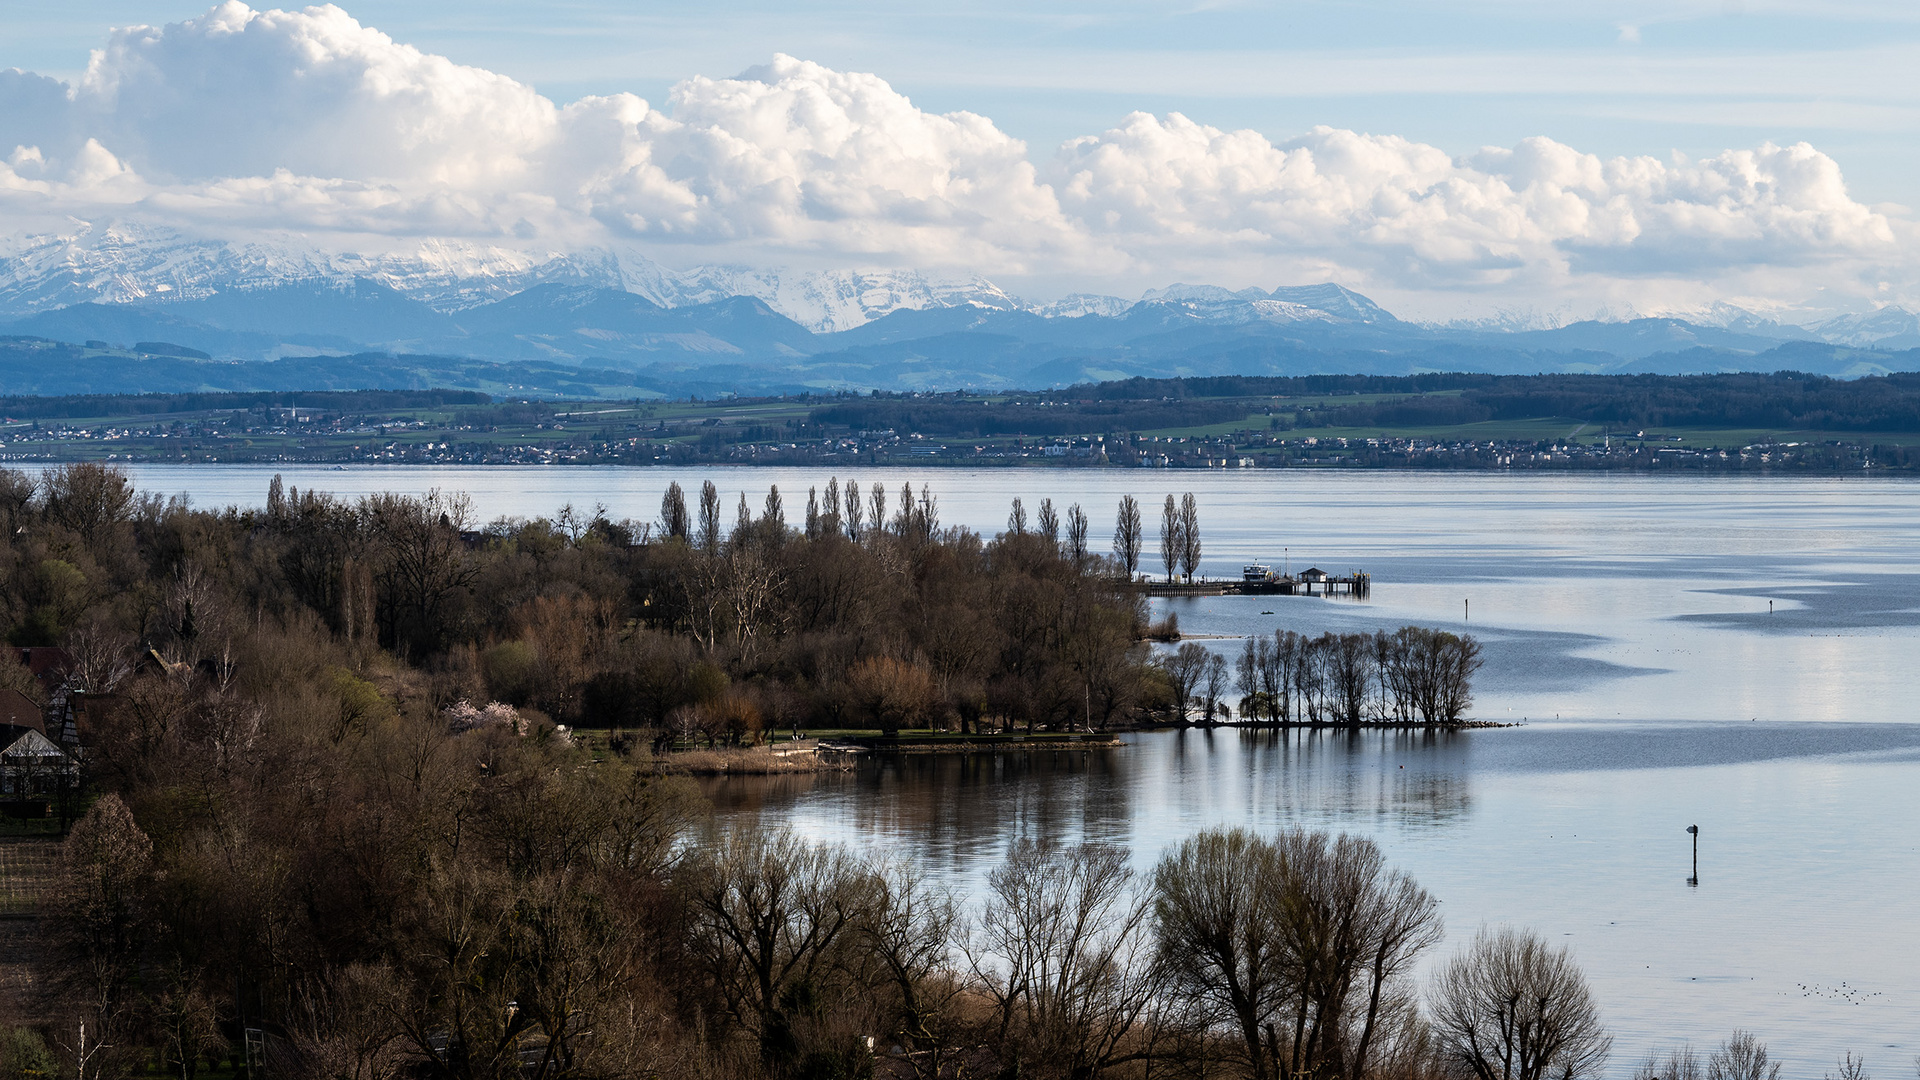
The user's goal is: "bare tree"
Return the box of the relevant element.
[858,863,966,1076]
[363,489,476,655]
[970,840,1161,1079]
[281,964,407,1080]
[869,482,887,535]
[1826,1052,1870,1080]
[1066,504,1090,567]
[1635,1045,1705,1080]
[1160,643,1211,724]
[696,480,722,553]
[1237,636,1264,717]
[1114,495,1143,579]
[846,657,935,736]
[61,624,135,696]
[1152,828,1289,1080]
[1265,631,1297,723]
[1160,495,1182,583]
[48,795,153,1041]
[42,463,134,547]
[724,547,786,667]
[677,830,877,1066]
[821,477,843,538]
[1178,492,1201,582]
[918,486,939,534]
[1037,498,1060,547]
[733,491,752,542]
[843,478,865,539]
[1387,628,1485,724]
[1708,1032,1783,1080]
[660,482,690,540]
[761,485,785,533]
[1153,828,1442,1080]
[1325,631,1371,725]
[1201,653,1228,724]
[1008,498,1029,536]
[1430,926,1611,1080]
[0,467,35,533]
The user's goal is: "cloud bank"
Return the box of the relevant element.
[0,2,1911,314]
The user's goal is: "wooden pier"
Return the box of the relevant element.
[1134,570,1370,599]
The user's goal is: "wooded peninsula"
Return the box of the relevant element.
[0,465,1834,1080]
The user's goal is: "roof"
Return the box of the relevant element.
[10,648,71,683]
[135,649,190,679]
[1300,567,1329,578]
[0,726,66,760]
[0,691,42,735]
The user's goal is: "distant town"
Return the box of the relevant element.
[2,370,1917,472]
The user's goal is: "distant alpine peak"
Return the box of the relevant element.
[1438,300,1646,332]
[1812,304,1920,347]
[1140,281,1397,324]
[0,222,1033,331]
[0,219,1416,332]
[617,260,1024,332]
[1143,283,1271,304]
[0,222,609,316]
[1033,293,1134,319]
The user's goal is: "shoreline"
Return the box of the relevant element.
[664,720,1517,773]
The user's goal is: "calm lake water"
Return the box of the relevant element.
[128,465,1920,1069]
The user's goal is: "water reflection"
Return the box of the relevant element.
[711,724,1920,1066]
[712,727,1478,864]
[1148,728,1473,830]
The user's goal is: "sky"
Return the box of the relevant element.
[3,0,1919,319]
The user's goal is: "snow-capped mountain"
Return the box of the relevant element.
[1661,301,1805,338]
[0,223,620,315]
[0,221,1032,333]
[1436,308,1574,332]
[1811,307,1920,349]
[1440,301,1669,332]
[7,218,1914,400]
[1032,294,1133,319]
[616,258,1023,333]
[0,222,1435,335]
[1133,283,1398,328]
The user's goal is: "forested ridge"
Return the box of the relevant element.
[754,371,1920,441]
[1062,372,1920,432]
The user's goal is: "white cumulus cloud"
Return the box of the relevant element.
[0,1,1911,314]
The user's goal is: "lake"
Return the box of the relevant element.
[126,464,1920,1070]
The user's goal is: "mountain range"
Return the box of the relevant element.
[2,223,1918,397]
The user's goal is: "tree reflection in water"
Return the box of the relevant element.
[707,727,1473,880]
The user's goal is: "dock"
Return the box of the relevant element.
[1134,566,1370,599]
